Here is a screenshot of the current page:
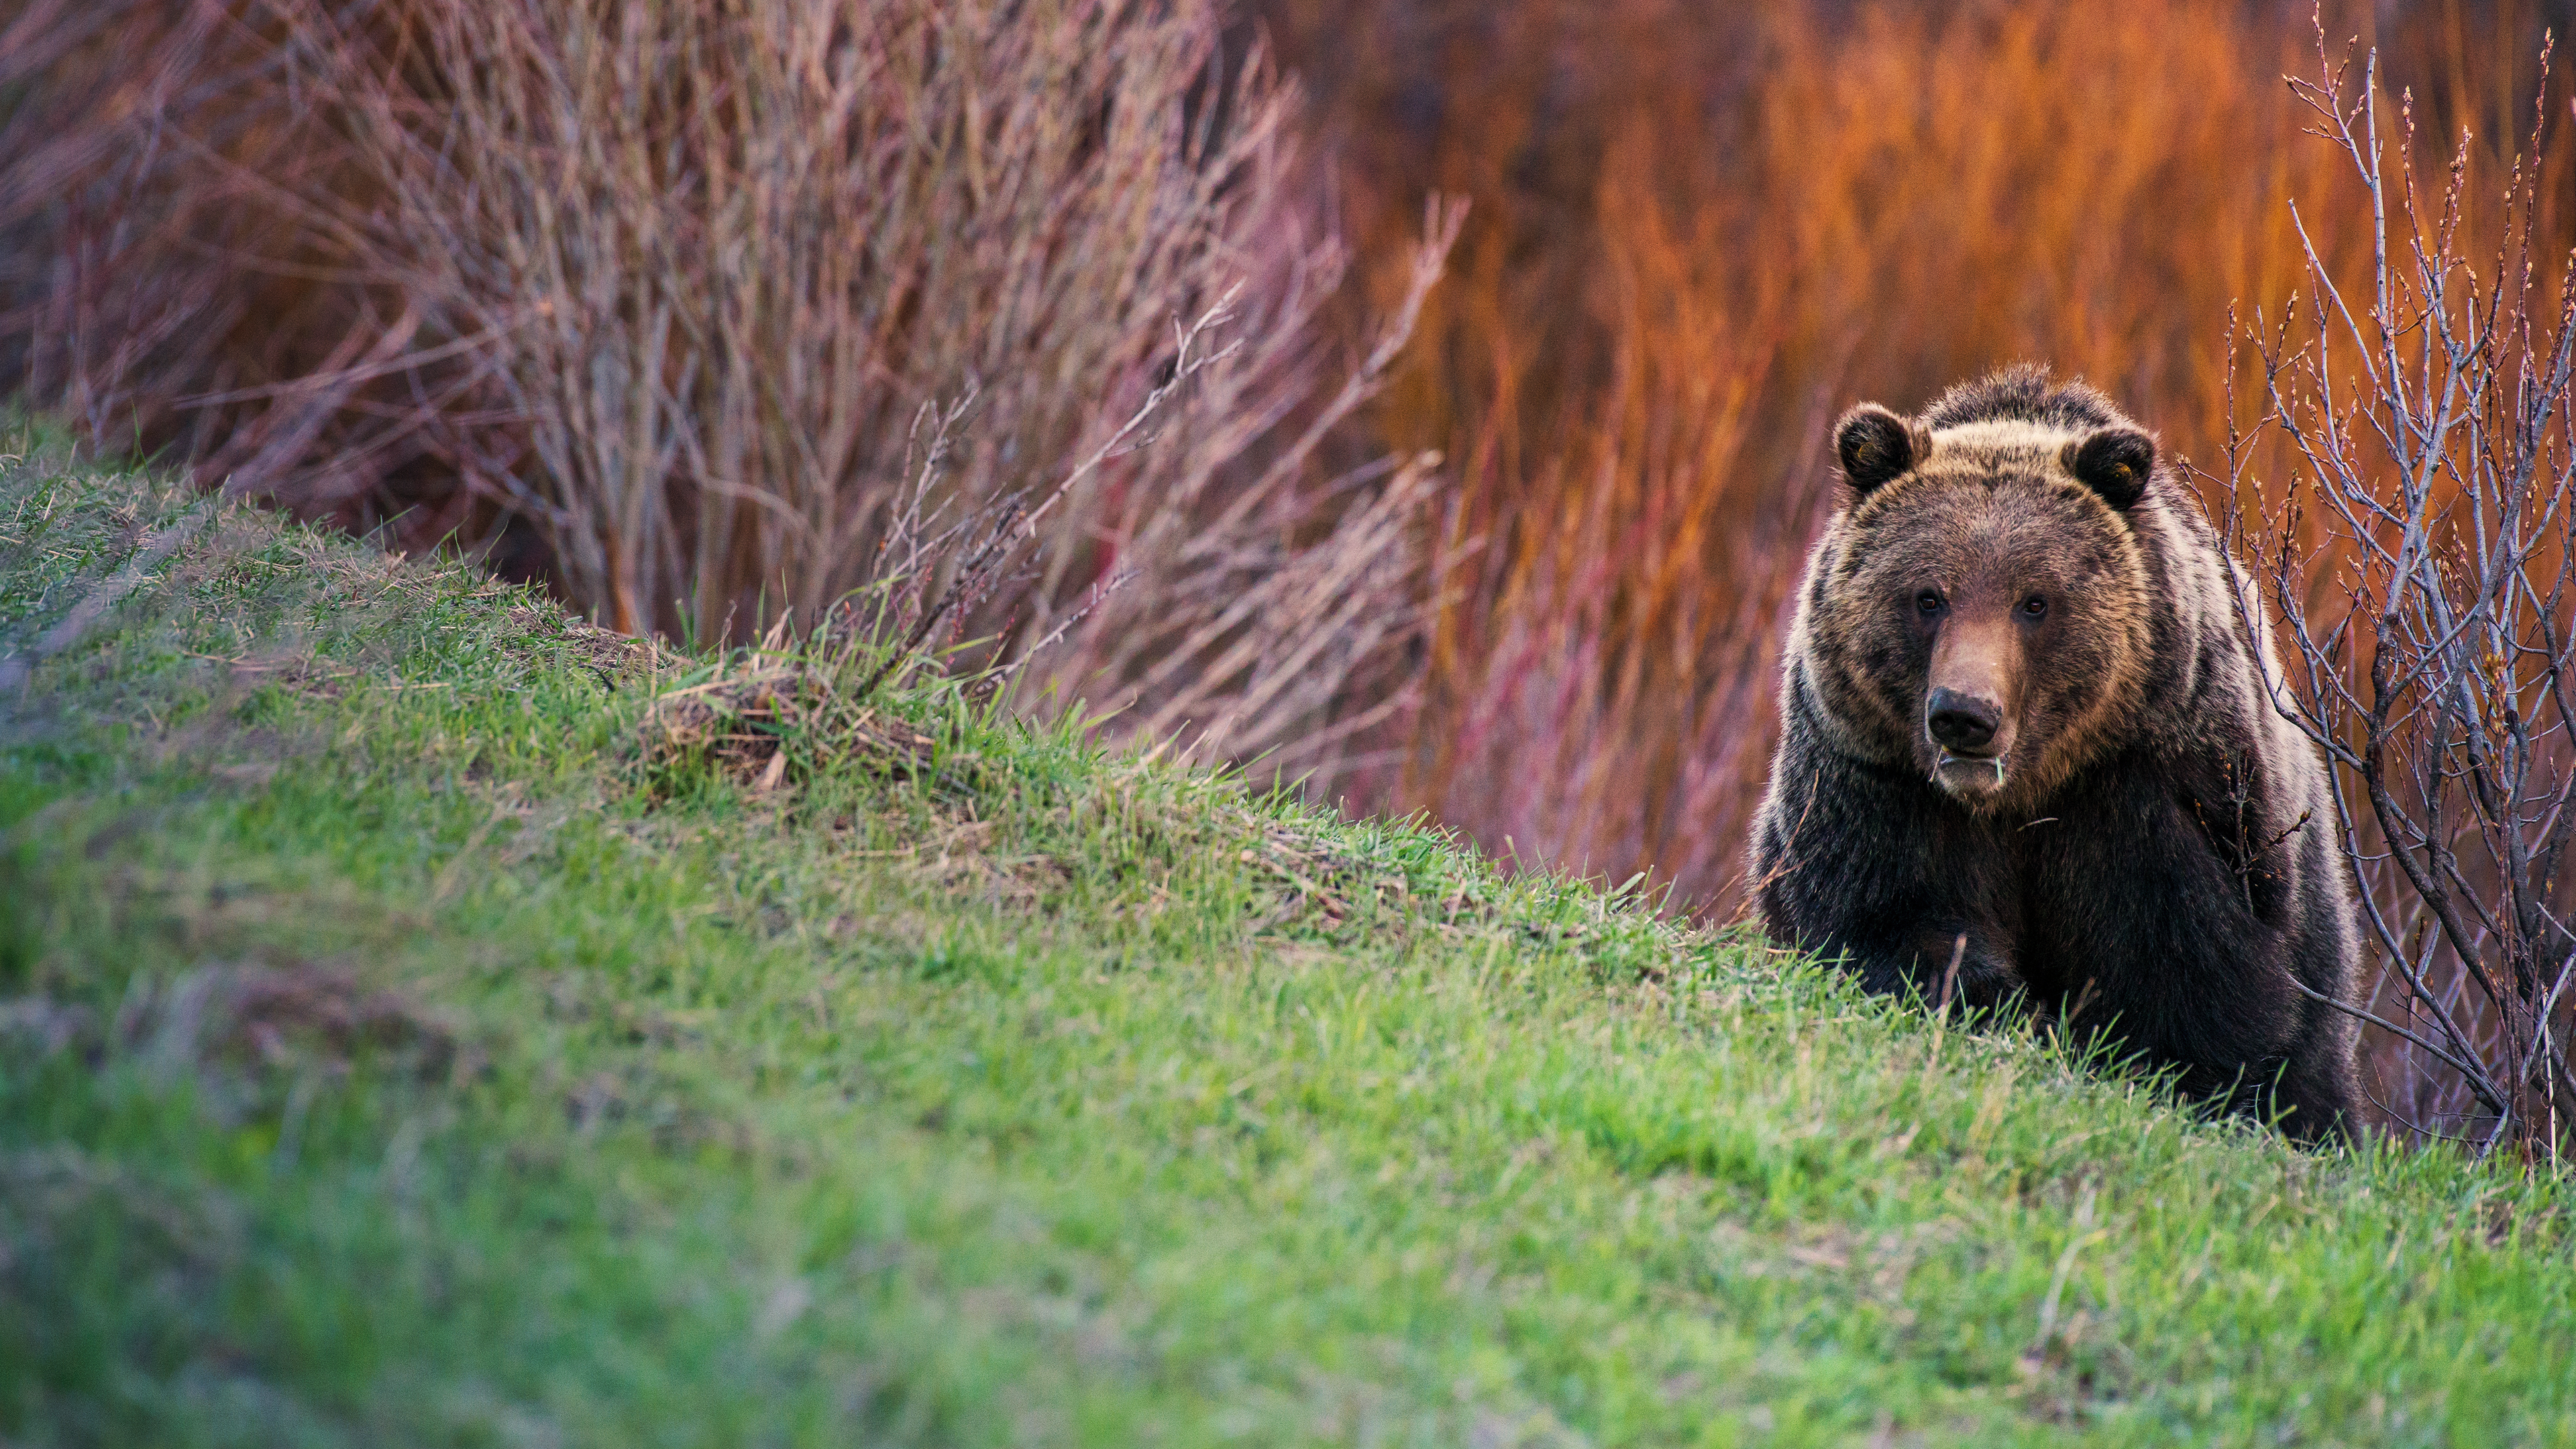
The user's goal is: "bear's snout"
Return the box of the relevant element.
[1925,688,2002,753]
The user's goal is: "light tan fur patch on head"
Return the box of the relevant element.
[1909,422,2102,506]
[1920,418,2086,462]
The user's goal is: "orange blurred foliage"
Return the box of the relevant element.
[1265,0,2573,912]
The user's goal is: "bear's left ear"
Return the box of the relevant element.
[2061,426,2156,510]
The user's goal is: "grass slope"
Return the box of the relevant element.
[2,433,2572,1447]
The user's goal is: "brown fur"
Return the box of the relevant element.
[1752,366,2361,1142]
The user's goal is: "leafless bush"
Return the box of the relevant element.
[0,0,444,523]
[1015,199,1462,784]
[0,0,1453,772]
[2218,23,2576,1159]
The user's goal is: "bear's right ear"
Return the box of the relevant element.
[1835,404,1920,494]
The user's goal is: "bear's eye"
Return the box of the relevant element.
[2021,595,2049,619]
[1915,590,1943,615]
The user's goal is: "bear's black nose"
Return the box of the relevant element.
[1927,688,2002,753]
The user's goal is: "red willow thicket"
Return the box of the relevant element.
[0,0,1454,782]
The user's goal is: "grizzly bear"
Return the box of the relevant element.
[1749,366,2361,1142]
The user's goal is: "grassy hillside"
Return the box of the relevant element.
[3,431,2572,1446]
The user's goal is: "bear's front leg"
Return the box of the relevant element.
[2258,1047,2357,1144]
[1762,852,2023,1010]
[1755,742,2024,1010]
[1802,918,2021,1012]
[1896,923,2025,1011]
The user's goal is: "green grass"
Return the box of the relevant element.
[1,431,2571,1447]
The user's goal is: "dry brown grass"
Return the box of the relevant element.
[631,631,955,804]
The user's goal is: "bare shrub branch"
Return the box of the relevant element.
[2216,18,2576,1160]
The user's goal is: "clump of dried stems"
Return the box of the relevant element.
[0,0,1453,777]
[2218,23,2576,1159]
[633,613,951,805]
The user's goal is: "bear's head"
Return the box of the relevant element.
[1797,396,2159,814]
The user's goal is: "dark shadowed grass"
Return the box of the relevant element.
[4,433,2575,1444]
